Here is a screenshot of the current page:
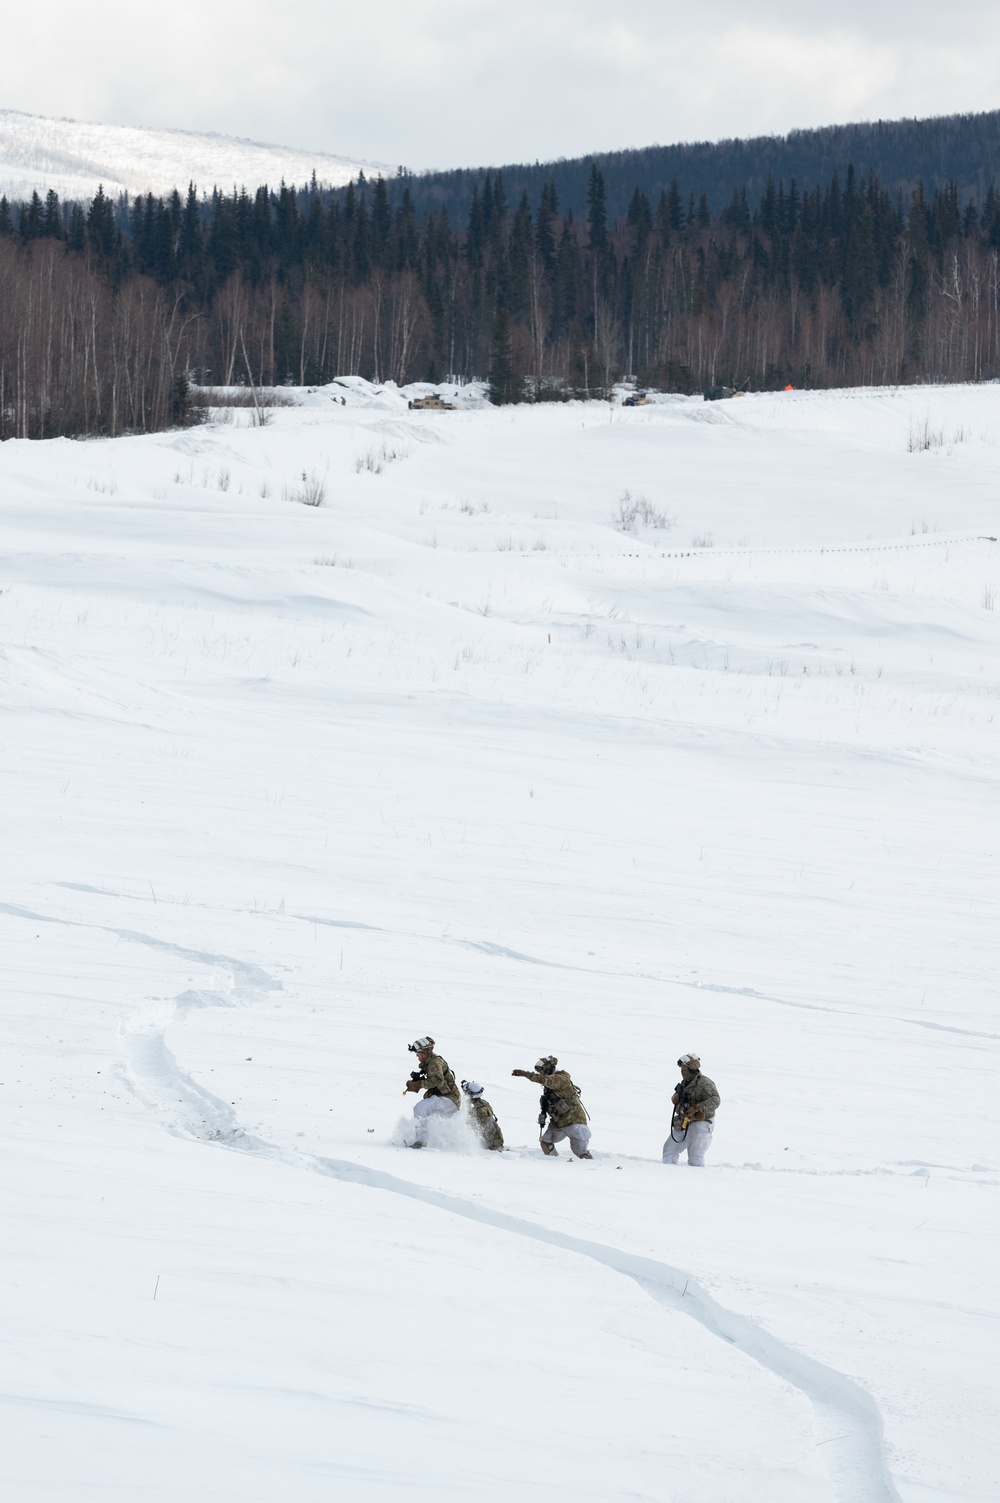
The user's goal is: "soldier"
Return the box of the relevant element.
[662,1053,720,1166]
[461,1079,504,1151]
[512,1055,592,1158]
[403,1036,461,1148]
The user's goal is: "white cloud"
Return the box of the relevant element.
[4,0,1000,169]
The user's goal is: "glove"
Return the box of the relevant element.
[511,1069,527,1078]
[404,1079,421,1093]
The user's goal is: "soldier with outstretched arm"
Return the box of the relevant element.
[512,1055,592,1158]
[403,1036,460,1148]
[662,1052,720,1166]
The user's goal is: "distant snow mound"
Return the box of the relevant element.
[0,108,387,202]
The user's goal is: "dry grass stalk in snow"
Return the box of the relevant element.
[613,489,674,533]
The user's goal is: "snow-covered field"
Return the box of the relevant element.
[1,381,998,1503]
[0,107,381,203]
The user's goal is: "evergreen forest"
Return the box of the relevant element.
[381,109,1000,223]
[5,153,1000,438]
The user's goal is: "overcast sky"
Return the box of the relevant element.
[6,1,1000,170]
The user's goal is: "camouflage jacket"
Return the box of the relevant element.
[672,1072,720,1126]
[523,1069,588,1128]
[468,1096,504,1151]
[417,1053,461,1108]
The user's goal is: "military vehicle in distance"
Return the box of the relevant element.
[408,393,457,411]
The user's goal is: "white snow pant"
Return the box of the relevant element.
[540,1122,592,1156]
[662,1121,713,1166]
[413,1096,458,1142]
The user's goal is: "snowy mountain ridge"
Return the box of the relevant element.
[0,107,385,203]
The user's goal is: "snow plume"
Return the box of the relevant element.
[390,1111,485,1154]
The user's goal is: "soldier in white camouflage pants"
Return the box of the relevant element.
[404,1036,462,1147]
[540,1122,592,1157]
[512,1056,593,1158]
[412,1095,459,1144]
[662,1119,713,1166]
[662,1053,720,1167]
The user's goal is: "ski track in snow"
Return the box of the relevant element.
[359,919,1000,1043]
[28,902,903,1503]
[20,881,993,1497]
[21,887,999,1049]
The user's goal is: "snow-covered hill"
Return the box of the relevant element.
[1,382,998,1501]
[0,107,384,203]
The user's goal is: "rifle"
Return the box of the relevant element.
[671,1080,693,1138]
[538,1087,556,1128]
[403,1069,424,1097]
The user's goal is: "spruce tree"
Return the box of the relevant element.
[759,176,778,238]
[786,180,801,234]
[42,189,63,238]
[352,189,370,281]
[587,163,607,254]
[209,191,238,280]
[371,176,391,266]
[983,186,1000,249]
[666,178,684,232]
[627,187,652,243]
[395,187,418,270]
[66,204,85,253]
[509,193,532,318]
[86,186,118,259]
[536,180,558,271]
[489,173,508,230]
[304,193,326,269]
[551,216,578,336]
[488,308,523,404]
[179,184,201,279]
[21,191,43,240]
[466,186,484,270]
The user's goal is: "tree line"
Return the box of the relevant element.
[5,158,1000,437]
[376,109,1000,223]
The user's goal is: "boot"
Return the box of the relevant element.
[574,1150,593,1159]
[410,1140,425,1149]
[540,1139,558,1156]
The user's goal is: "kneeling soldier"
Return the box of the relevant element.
[404,1036,460,1148]
[461,1079,504,1150]
[512,1055,592,1158]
